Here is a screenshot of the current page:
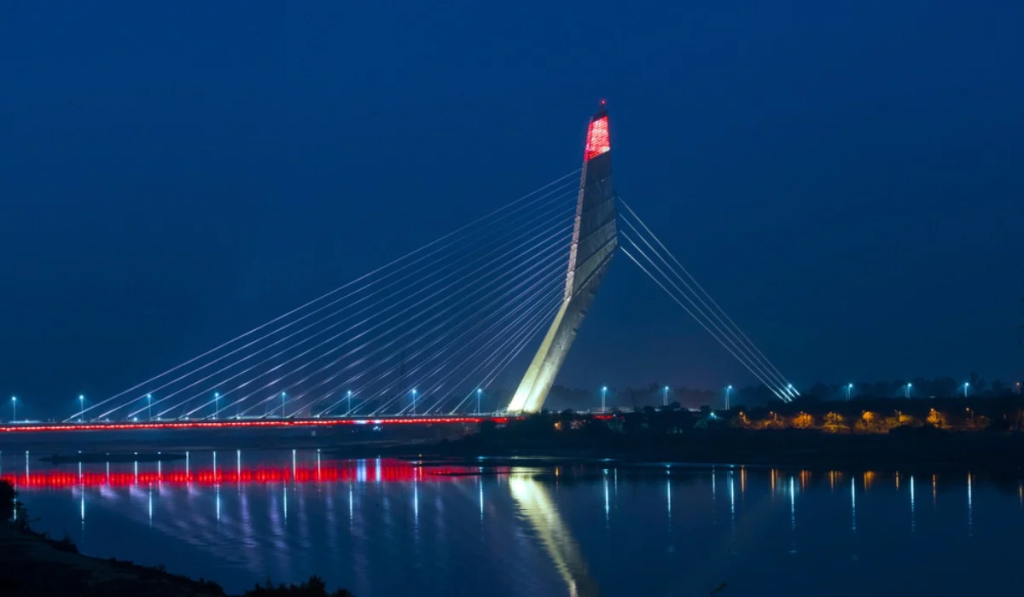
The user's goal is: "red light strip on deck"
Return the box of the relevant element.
[0,416,513,434]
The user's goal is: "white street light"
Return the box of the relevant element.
[846,383,854,401]
[78,394,85,422]
[476,388,483,415]
[905,383,912,399]
[214,392,220,419]
[601,386,608,414]
[11,396,16,423]
[411,389,418,416]
[347,390,353,415]
[662,386,669,408]
[281,392,287,418]
[963,382,970,398]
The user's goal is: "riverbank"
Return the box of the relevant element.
[0,479,354,597]
[0,523,224,597]
[351,424,1024,474]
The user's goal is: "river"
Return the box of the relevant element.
[3,449,1022,596]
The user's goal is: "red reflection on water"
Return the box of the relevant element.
[2,460,480,489]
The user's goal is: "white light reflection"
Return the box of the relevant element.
[185,451,190,477]
[216,485,221,521]
[237,450,241,480]
[413,476,420,528]
[148,488,153,526]
[666,476,672,520]
[967,473,973,541]
[25,450,29,483]
[348,486,354,522]
[284,484,289,520]
[375,458,381,484]
[789,477,796,532]
[910,475,916,533]
[851,476,856,533]
[729,473,735,521]
[603,472,610,524]
[291,449,297,481]
[479,477,484,520]
[316,449,321,482]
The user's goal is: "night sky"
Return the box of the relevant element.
[2,1,1023,415]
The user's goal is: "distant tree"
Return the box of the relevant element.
[244,575,353,597]
[0,480,15,521]
[969,371,988,393]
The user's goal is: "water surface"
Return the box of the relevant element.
[3,450,1023,596]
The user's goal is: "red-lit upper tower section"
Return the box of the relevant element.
[584,104,611,161]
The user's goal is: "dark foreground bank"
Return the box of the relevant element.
[0,481,353,597]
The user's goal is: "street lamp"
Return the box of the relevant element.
[411,389,418,415]
[601,386,608,414]
[963,382,970,398]
[787,383,795,397]
[846,383,853,401]
[904,383,912,399]
[78,394,85,422]
[476,388,483,415]
[147,394,153,420]
[281,392,287,418]
[1017,382,1022,395]
[347,390,353,415]
[725,385,733,410]
[662,386,669,407]
[214,392,220,419]
[10,396,16,423]
[966,407,974,424]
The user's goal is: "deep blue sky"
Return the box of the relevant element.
[2,1,1023,414]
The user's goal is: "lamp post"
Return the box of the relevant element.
[347,390,353,415]
[725,385,733,410]
[214,392,220,419]
[662,386,669,408]
[1017,382,1022,395]
[411,389,418,416]
[601,386,608,414]
[78,394,85,422]
[281,392,287,418]
[963,382,970,398]
[846,383,853,401]
[11,396,16,423]
[476,388,483,415]
[147,394,152,421]
[905,383,912,399]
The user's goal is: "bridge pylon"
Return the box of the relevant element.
[505,104,618,413]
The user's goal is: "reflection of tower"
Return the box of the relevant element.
[506,105,618,413]
[508,475,601,597]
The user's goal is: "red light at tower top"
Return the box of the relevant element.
[584,115,610,161]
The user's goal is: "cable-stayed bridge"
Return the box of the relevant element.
[2,104,797,434]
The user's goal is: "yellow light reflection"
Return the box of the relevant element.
[509,474,600,597]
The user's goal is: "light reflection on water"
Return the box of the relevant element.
[3,450,1024,596]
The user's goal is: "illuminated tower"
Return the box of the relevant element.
[506,104,618,413]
